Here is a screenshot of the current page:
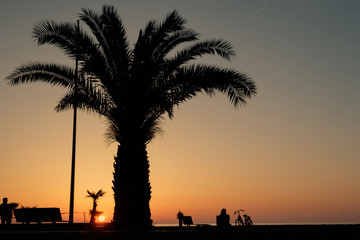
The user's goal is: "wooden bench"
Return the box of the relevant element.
[182,216,193,227]
[14,208,62,224]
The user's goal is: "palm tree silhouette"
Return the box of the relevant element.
[6,6,257,228]
[86,189,105,225]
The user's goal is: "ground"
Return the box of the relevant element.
[0,223,359,240]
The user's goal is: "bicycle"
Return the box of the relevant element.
[234,209,253,226]
[234,209,245,226]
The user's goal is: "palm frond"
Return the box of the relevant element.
[33,18,108,74]
[165,39,236,73]
[96,189,105,197]
[80,8,116,73]
[142,114,164,144]
[167,64,256,110]
[100,5,131,82]
[104,120,119,144]
[132,21,157,68]
[55,75,115,118]
[32,20,85,60]
[101,5,130,57]
[157,10,186,36]
[80,8,107,52]
[86,190,96,198]
[153,28,199,63]
[86,189,105,200]
[6,62,74,88]
[148,10,186,54]
[132,10,187,78]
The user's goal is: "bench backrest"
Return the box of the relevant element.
[14,208,62,223]
[182,216,193,226]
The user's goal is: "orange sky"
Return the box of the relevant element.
[0,0,359,225]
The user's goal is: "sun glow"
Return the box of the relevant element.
[98,215,105,222]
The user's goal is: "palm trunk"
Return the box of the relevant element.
[90,200,97,225]
[112,138,152,228]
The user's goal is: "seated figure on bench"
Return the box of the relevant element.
[216,208,230,227]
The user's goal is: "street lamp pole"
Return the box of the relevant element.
[69,19,80,224]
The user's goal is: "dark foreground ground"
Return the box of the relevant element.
[0,223,359,240]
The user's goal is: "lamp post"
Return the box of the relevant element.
[69,19,80,224]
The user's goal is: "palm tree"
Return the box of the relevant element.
[6,6,257,228]
[86,189,105,225]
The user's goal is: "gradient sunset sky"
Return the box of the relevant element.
[0,0,359,225]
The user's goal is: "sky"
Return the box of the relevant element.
[0,0,359,225]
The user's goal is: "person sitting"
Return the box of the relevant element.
[216,208,230,227]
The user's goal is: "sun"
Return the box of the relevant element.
[98,215,105,222]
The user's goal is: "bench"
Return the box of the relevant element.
[182,216,193,227]
[14,208,62,224]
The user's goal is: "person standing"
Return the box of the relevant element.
[0,198,13,224]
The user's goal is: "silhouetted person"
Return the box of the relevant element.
[0,198,12,224]
[177,211,184,227]
[216,208,230,227]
